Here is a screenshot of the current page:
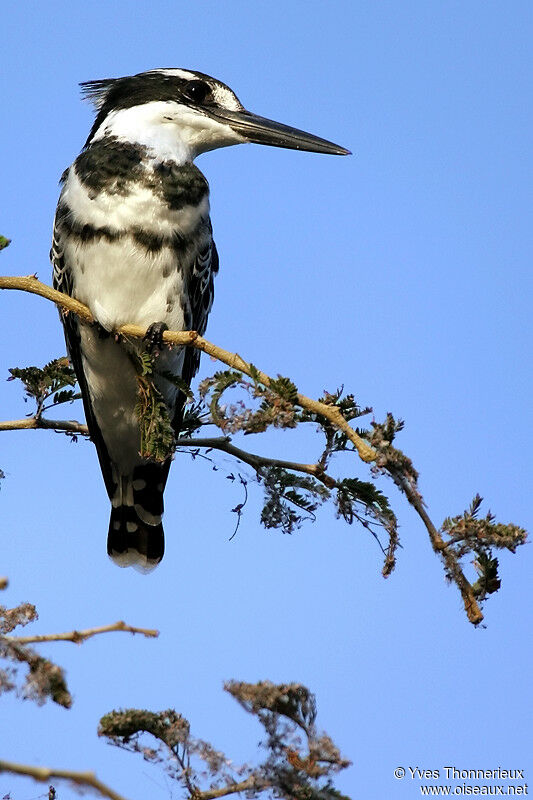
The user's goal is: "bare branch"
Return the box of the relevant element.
[178,435,337,489]
[0,759,129,800]
[0,275,376,462]
[0,416,89,434]
[3,620,159,646]
[0,577,8,591]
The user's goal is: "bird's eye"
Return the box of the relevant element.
[183,80,210,103]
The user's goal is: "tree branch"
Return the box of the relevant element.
[178,435,337,489]
[0,275,504,626]
[388,471,483,625]
[0,416,89,434]
[0,759,129,800]
[0,275,376,462]
[197,776,267,800]
[3,620,159,646]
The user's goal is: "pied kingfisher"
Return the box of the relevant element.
[51,68,349,571]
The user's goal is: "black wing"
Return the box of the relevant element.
[51,208,117,501]
[172,237,219,435]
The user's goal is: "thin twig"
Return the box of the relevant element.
[229,476,249,541]
[0,759,129,800]
[3,620,159,645]
[0,276,376,462]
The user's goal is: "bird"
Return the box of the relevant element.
[51,68,349,571]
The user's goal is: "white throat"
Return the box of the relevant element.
[90,101,245,165]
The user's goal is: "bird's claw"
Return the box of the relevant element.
[144,321,169,356]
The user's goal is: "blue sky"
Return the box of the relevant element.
[1,1,532,798]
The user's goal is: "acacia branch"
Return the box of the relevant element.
[389,471,483,625]
[0,275,376,463]
[0,759,129,800]
[0,416,336,490]
[178,435,337,489]
[0,275,489,626]
[0,416,89,434]
[3,620,159,645]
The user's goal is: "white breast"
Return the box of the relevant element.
[61,167,208,331]
[65,235,187,331]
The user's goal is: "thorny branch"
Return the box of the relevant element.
[0,274,528,626]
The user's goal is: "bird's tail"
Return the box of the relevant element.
[107,462,169,572]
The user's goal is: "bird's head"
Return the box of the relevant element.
[81,68,350,163]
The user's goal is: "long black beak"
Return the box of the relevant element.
[210,107,350,155]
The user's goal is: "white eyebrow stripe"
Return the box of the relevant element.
[150,68,198,80]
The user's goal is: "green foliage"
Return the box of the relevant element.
[0,600,72,708]
[8,358,77,415]
[472,552,501,599]
[178,399,209,437]
[199,368,245,430]
[4,349,528,622]
[99,708,189,749]
[368,413,419,488]
[268,374,299,403]
[260,467,330,534]
[335,478,393,524]
[441,494,527,601]
[132,351,175,462]
[199,369,300,434]
[298,389,372,456]
[0,235,11,251]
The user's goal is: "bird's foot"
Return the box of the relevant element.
[144,322,169,356]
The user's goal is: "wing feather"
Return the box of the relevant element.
[51,208,117,500]
[172,237,219,434]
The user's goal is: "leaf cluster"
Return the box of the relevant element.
[132,350,175,462]
[441,494,527,601]
[0,594,71,708]
[299,388,372,458]
[260,467,330,533]
[199,368,300,434]
[8,358,77,417]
